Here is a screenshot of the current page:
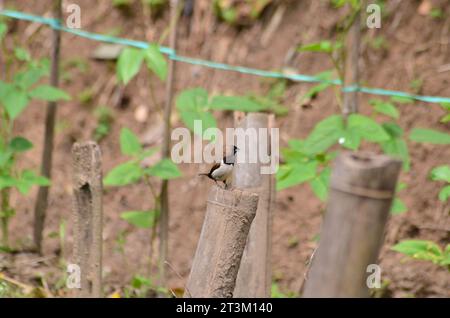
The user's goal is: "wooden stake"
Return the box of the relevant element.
[184,186,259,298]
[343,6,361,119]
[72,142,103,298]
[303,152,401,298]
[33,0,62,253]
[158,0,180,287]
[233,113,274,298]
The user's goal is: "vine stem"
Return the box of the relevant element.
[33,0,62,253]
[158,0,180,291]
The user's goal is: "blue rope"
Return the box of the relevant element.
[2,9,450,105]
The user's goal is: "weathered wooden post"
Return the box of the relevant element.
[184,186,259,298]
[233,113,275,298]
[72,142,103,298]
[303,152,401,298]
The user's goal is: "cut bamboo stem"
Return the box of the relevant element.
[184,186,259,298]
[303,152,401,298]
[33,0,62,253]
[72,142,103,298]
[233,113,274,298]
[158,0,180,288]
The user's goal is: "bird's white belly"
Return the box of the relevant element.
[211,164,233,181]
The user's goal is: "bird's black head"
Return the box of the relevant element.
[233,146,239,154]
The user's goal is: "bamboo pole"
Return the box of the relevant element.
[33,0,62,253]
[303,152,401,298]
[233,113,274,298]
[343,5,361,119]
[72,142,103,298]
[184,186,259,298]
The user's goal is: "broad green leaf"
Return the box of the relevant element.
[2,86,30,120]
[15,170,50,194]
[409,128,450,145]
[28,85,71,102]
[138,147,159,161]
[340,130,361,150]
[9,137,33,153]
[176,88,209,112]
[299,71,334,102]
[179,110,217,138]
[120,210,159,228]
[120,128,142,156]
[14,47,31,62]
[440,114,450,124]
[430,165,450,183]
[382,122,403,138]
[438,185,450,202]
[381,138,410,171]
[116,48,145,84]
[392,240,443,264]
[209,96,267,112]
[309,167,331,201]
[144,159,181,180]
[370,99,399,119]
[0,175,15,190]
[144,44,167,81]
[0,23,7,40]
[14,59,50,89]
[347,114,390,143]
[391,96,414,104]
[440,102,450,111]
[390,198,407,215]
[104,161,143,186]
[276,161,317,191]
[303,115,344,154]
[298,41,333,54]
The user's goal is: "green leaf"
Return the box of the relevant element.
[299,71,335,103]
[14,59,50,89]
[0,175,16,190]
[298,41,334,54]
[303,115,345,154]
[276,161,317,191]
[14,47,31,62]
[440,102,450,111]
[392,240,443,264]
[144,44,167,81]
[116,47,145,85]
[28,85,71,102]
[370,99,399,119]
[15,170,50,194]
[209,96,267,112]
[382,122,404,138]
[391,198,407,215]
[176,88,209,111]
[104,161,143,186]
[1,85,30,120]
[120,210,159,228]
[309,167,331,201]
[0,23,7,40]
[391,96,414,104]
[9,137,33,153]
[120,128,142,156]
[440,114,450,124]
[381,138,410,171]
[409,128,450,145]
[176,88,216,137]
[144,159,181,180]
[430,165,450,183]
[347,114,390,143]
[438,185,450,202]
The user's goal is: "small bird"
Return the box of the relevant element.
[199,146,238,188]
